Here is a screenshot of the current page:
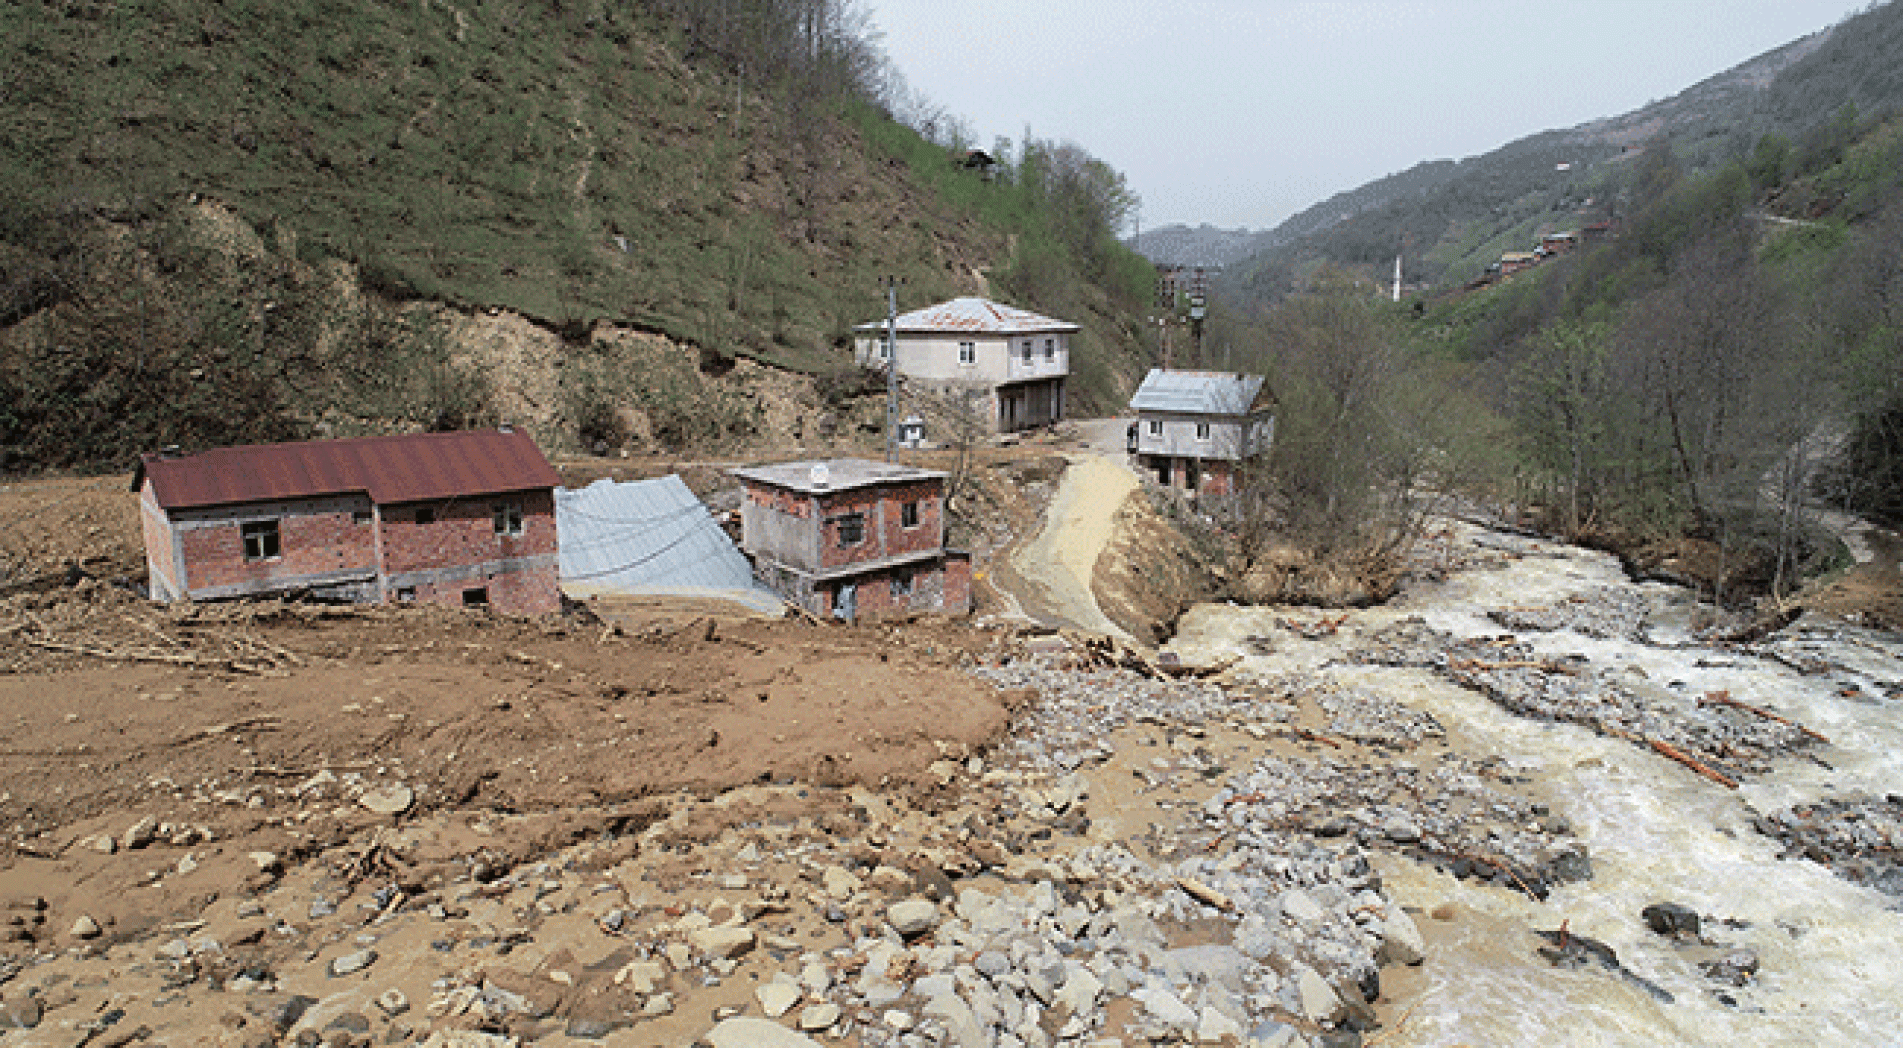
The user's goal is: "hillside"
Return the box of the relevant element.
[1214,1,1903,295]
[0,0,1154,472]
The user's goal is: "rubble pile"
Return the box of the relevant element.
[1754,794,1903,896]
[1350,619,1824,784]
[1487,587,1652,641]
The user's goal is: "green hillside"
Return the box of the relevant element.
[0,0,1153,470]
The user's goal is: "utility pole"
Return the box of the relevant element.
[881,276,903,461]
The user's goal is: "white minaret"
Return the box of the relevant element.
[1392,253,1402,302]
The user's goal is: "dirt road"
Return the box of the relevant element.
[1003,420,1140,640]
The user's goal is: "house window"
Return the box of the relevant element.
[1044,338,1055,360]
[352,509,373,525]
[901,500,920,528]
[492,502,524,536]
[1196,422,1211,441]
[1020,340,1033,363]
[241,519,280,562]
[958,341,975,365]
[1147,419,1162,436]
[835,513,865,547]
[891,570,914,598]
[396,586,417,602]
[416,507,436,525]
[462,587,489,607]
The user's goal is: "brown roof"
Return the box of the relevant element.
[133,428,560,511]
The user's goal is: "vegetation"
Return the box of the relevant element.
[0,0,1158,471]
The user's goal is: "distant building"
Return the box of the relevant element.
[1539,231,1578,255]
[730,458,970,622]
[133,428,561,615]
[1499,251,1539,275]
[853,297,1076,433]
[1128,369,1274,499]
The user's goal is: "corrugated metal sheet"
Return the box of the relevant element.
[556,476,780,611]
[133,429,561,510]
[1128,369,1268,416]
[730,457,945,495]
[853,297,1079,335]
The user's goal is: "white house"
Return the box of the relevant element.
[853,297,1076,432]
[1128,369,1274,498]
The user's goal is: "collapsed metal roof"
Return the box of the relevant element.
[853,297,1079,335]
[133,428,560,510]
[1128,369,1271,416]
[556,475,780,612]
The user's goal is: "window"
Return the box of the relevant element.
[1196,422,1211,441]
[957,341,975,365]
[396,586,417,602]
[901,500,920,528]
[415,507,436,525]
[492,502,524,536]
[1147,419,1162,436]
[241,519,280,562]
[462,587,490,607]
[835,513,865,547]
[878,340,892,360]
[1044,338,1055,360]
[352,509,373,526]
[1020,340,1033,363]
[891,570,914,598]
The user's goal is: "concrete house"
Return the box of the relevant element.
[133,427,562,615]
[1128,369,1275,499]
[853,297,1076,433]
[731,458,971,622]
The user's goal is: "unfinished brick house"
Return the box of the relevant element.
[730,458,970,622]
[133,427,562,615]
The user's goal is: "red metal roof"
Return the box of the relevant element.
[133,428,561,511]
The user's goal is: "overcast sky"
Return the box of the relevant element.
[869,0,1872,232]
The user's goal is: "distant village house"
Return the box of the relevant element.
[1128,369,1274,499]
[134,428,562,615]
[731,458,970,622]
[853,297,1075,433]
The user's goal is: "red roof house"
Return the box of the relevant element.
[132,427,561,615]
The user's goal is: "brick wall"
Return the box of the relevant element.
[404,564,561,616]
[379,489,556,573]
[176,496,377,593]
[815,480,943,572]
[138,482,181,599]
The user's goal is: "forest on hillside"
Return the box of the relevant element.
[1197,106,1903,606]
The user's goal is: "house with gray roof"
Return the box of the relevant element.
[1128,369,1274,499]
[852,297,1076,433]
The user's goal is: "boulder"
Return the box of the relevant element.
[1640,902,1700,939]
[886,898,939,937]
[704,1016,825,1048]
[1377,910,1426,966]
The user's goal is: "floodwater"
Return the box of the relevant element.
[1167,521,1903,1047]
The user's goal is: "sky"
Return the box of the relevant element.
[868,0,1873,232]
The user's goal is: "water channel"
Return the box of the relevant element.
[1162,520,1903,1046]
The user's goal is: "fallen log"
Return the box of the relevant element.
[1648,739,1739,789]
[1699,691,1830,743]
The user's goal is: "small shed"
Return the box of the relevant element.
[555,476,781,613]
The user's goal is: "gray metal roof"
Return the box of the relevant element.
[1128,369,1269,416]
[730,458,946,495]
[852,297,1079,335]
[556,476,780,611]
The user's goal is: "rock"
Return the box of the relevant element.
[329,949,377,977]
[70,915,101,940]
[616,961,667,995]
[1280,888,1325,925]
[358,785,414,816]
[755,981,801,1019]
[690,926,756,960]
[797,1002,839,1031]
[1132,985,1197,1029]
[704,1016,826,1048]
[1641,902,1700,938]
[924,993,988,1048]
[1700,950,1759,987]
[822,866,862,900]
[248,852,281,874]
[375,989,409,1017]
[3,996,44,1030]
[887,898,939,937]
[325,1012,371,1034]
[640,994,674,1016]
[123,816,157,850]
[87,834,116,855]
[1377,910,1425,966]
[1292,963,1343,1025]
[1178,877,1235,912]
[1197,1004,1244,1043]
[1249,1020,1302,1048]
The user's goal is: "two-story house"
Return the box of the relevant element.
[133,427,562,615]
[1128,369,1275,499]
[853,297,1077,433]
[730,458,970,622]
